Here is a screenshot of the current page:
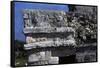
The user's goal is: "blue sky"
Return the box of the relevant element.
[14,1,69,42]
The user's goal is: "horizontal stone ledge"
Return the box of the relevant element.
[24,40,76,50]
[23,27,75,34]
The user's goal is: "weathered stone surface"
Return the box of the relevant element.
[28,51,48,62]
[23,27,75,33]
[23,10,67,28]
[28,51,53,65]
[24,39,75,50]
[48,57,59,64]
[66,6,97,46]
[76,51,97,62]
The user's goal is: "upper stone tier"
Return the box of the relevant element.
[23,9,75,33]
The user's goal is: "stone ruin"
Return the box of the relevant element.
[23,9,76,65]
[22,7,97,65]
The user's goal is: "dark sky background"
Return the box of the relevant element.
[14,1,69,42]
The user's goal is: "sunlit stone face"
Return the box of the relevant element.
[23,10,68,28]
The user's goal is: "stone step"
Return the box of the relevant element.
[24,40,76,50]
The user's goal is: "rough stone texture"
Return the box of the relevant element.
[76,51,97,62]
[67,6,97,45]
[23,10,67,28]
[69,6,97,63]
[48,57,59,64]
[23,27,75,33]
[15,6,97,66]
[24,37,75,50]
[22,6,97,65]
[23,10,76,65]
